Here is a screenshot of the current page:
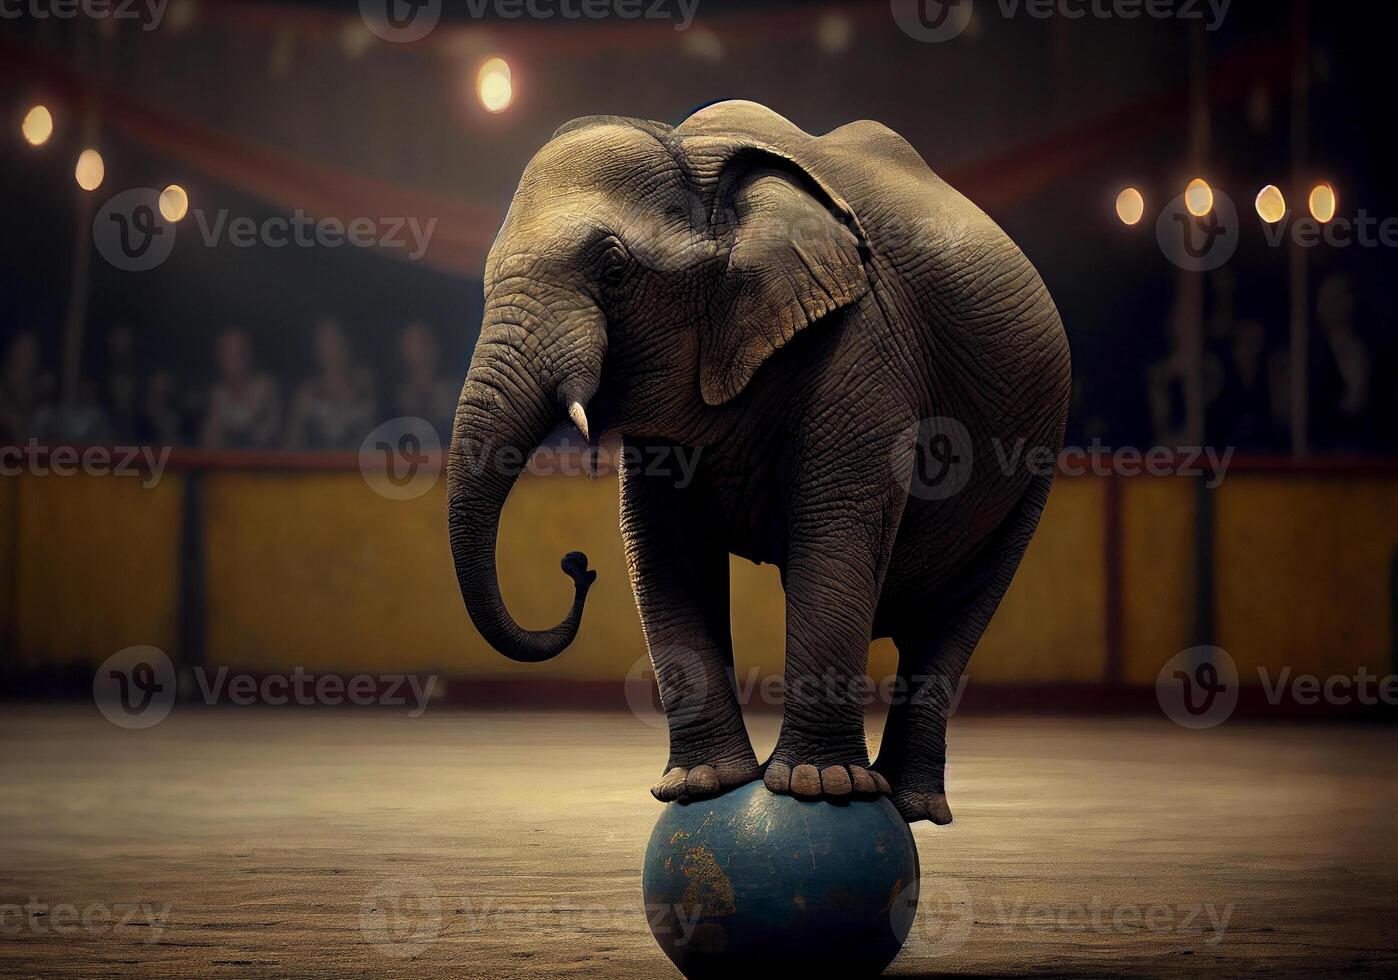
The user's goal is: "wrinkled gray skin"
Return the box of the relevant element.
[449,101,1070,825]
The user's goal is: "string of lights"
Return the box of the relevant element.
[16,49,518,223]
[1115,177,1338,227]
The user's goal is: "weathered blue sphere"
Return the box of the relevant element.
[642,781,919,978]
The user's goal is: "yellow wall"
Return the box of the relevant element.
[974,478,1107,682]
[1215,476,1398,679]
[201,472,642,678]
[1120,478,1196,684]
[3,468,1395,686]
[199,473,1110,681]
[8,473,184,668]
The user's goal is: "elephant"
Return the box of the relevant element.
[447,100,1070,825]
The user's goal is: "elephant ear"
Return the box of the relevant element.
[699,146,870,407]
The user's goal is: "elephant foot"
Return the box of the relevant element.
[651,759,761,803]
[890,789,954,826]
[871,764,954,825]
[763,761,890,802]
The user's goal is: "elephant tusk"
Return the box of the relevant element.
[567,400,591,444]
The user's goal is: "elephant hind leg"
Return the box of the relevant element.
[873,472,1054,825]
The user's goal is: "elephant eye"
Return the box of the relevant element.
[598,240,628,287]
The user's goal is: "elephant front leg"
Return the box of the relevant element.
[620,444,759,803]
[763,476,904,802]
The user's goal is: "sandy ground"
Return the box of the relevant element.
[1,705,1395,978]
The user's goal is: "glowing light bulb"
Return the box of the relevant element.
[22,105,53,146]
[75,149,104,191]
[1308,182,1336,223]
[477,58,512,113]
[1184,178,1213,217]
[816,12,853,55]
[160,184,189,222]
[1115,187,1145,226]
[1254,185,1286,224]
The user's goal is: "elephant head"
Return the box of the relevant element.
[448,102,872,663]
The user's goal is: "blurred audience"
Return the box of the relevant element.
[0,332,53,440]
[32,382,111,444]
[101,325,142,441]
[396,321,457,440]
[284,318,377,450]
[1212,317,1277,450]
[145,370,187,446]
[1146,299,1219,448]
[1313,274,1372,451]
[1204,273,1281,451]
[202,328,282,449]
[2,295,1385,455]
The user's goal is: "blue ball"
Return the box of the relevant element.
[642,781,919,978]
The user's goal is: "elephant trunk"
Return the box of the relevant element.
[447,316,600,663]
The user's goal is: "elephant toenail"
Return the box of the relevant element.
[790,765,822,798]
[687,765,719,795]
[820,766,852,795]
[849,767,878,795]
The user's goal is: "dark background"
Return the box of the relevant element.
[4,0,1395,454]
